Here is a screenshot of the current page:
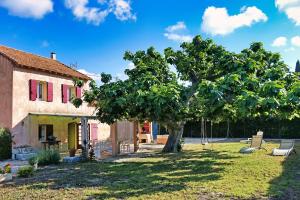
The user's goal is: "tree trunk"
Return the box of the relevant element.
[226,119,230,138]
[162,123,184,153]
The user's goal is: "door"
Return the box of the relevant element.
[68,123,77,150]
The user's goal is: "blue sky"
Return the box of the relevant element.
[1,0,300,80]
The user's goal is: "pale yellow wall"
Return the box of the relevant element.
[28,115,79,150]
[25,116,111,150]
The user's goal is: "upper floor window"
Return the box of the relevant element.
[62,84,81,104]
[37,81,47,101]
[29,79,53,102]
[68,86,76,102]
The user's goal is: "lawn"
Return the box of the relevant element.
[0,142,299,200]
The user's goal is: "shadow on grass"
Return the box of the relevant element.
[3,149,239,199]
[268,143,300,200]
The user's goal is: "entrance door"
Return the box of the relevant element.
[68,123,77,150]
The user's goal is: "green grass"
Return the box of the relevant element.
[0,142,299,200]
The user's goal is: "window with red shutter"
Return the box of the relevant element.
[76,87,81,98]
[29,79,37,101]
[47,82,53,102]
[62,84,68,103]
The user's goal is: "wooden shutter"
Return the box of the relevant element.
[62,84,68,103]
[47,82,53,102]
[91,123,98,141]
[29,79,37,101]
[143,122,150,133]
[76,87,81,98]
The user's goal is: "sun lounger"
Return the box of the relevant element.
[240,135,266,153]
[272,140,296,156]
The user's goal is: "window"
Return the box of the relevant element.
[68,86,76,102]
[36,81,47,101]
[38,125,53,141]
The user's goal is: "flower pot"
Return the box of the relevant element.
[0,173,13,183]
[69,148,77,157]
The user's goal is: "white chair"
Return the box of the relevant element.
[272,140,297,156]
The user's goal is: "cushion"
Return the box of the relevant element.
[240,147,256,154]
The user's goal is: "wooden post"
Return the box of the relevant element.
[81,117,89,159]
[133,121,138,152]
[111,123,119,156]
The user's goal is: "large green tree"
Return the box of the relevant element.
[74,36,300,152]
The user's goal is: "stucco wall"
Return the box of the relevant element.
[11,66,111,146]
[0,55,13,129]
[12,66,95,126]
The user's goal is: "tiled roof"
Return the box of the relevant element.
[0,45,91,80]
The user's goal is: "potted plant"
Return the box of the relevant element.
[69,148,77,157]
[0,163,13,183]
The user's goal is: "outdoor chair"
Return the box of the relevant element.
[240,135,267,153]
[240,131,265,144]
[272,139,297,156]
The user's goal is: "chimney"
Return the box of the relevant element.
[50,52,56,60]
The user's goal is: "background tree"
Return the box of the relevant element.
[74,36,300,153]
[295,60,300,73]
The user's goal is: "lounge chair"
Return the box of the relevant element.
[240,135,266,153]
[240,131,265,144]
[272,140,297,156]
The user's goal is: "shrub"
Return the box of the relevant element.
[4,164,11,173]
[0,128,12,160]
[35,149,61,166]
[28,156,38,166]
[17,166,34,178]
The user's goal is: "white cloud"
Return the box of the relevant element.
[127,62,135,70]
[275,0,300,25]
[272,36,287,47]
[65,0,135,25]
[201,6,268,36]
[164,21,193,43]
[166,21,186,32]
[110,0,136,21]
[291,36,300,46]
[0,0,53,19]
[78,69,102,82]
[65,0,109,25]
[164,33,193,43]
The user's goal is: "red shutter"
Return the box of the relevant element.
[29,79,37,101]
[47,82,53,102]
[91,123,98,140]
[62,84,68,103]
[76,87,81,98]
[143,122,150,133]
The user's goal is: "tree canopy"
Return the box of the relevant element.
[74,36,300,152]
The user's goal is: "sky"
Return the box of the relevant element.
[1,0,300,81]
